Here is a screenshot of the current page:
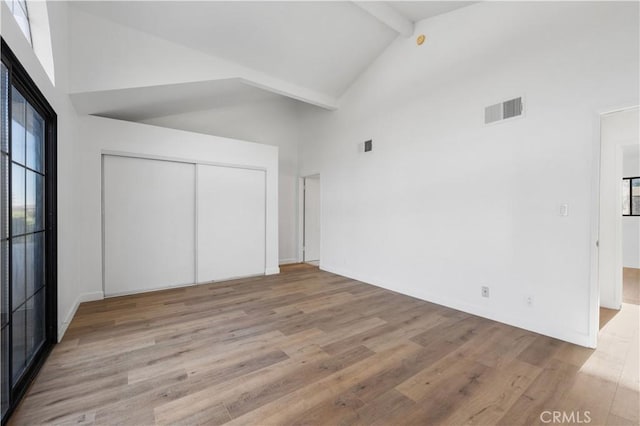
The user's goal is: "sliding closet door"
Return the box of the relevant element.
[197,165,265,282]
[103,156,195,296]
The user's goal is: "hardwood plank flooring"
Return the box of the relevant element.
[623,268,639,305]
[9,264,639,425]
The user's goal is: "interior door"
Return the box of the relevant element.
[304,176,320,262]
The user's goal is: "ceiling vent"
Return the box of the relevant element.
[484,97,523,124]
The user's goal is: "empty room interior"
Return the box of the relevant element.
[1,0,639,425]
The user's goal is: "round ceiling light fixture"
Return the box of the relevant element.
[416,34,426,46]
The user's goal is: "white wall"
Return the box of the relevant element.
[73,115,280,309]
[623,147,640,269]
[142,99,305,264]
[2,1,87,341]
[298,2,639,347]
[4,2,281,339]
[67,5,314,265]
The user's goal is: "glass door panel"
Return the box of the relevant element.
[8,83,46,389]
[1,47,55,423]
[0,60,8,421]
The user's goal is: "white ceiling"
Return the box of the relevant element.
[387,1,477,22]
[70,79,289,121]
[70,1,397,99]
[68,1,477,120]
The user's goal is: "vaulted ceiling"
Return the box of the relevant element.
[69,1,476,120]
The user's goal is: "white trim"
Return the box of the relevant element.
[101,150,267,172]
[58,291,104,342]
[101,154,106,297]
[265,267,280,275]
[279,258,299,265]
[106,281,197,298]
[587,110,602,348]
[194,163,199,285]
[106,272,269,299]
[299,173,321,264]
[264,168,269,277]
[321,264,592,348]
[297,177,305,263]
[589,104,640,348]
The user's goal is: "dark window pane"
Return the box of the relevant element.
[1,63,7,154]
[1,154,7,239]
[25,104,44,173]
[12,235,26,309]
[1,240,7,328]
[12,163,25,235]
[26,289,44,364]
[1,325,8,419]
[26,232,44,298]
[26,170,43,233]
[11,304,26,384]
[11,87,26,166]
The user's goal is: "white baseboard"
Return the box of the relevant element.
[265,266,280,275]
[105,281,199,298]
[320,264,593,348]
[58,291,104,342]
[600,302,622,310]
[279,258,299,265]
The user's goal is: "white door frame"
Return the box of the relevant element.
[297,174,320,263]
[588,105,639,348]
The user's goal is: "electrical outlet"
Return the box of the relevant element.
[560,203,569,216]
[526,296,534,307]
[481,286,490,298]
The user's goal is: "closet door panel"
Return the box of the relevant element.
[197,165,265,282]
[103,156,195,296]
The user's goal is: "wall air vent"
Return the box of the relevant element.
[484,97,523,124]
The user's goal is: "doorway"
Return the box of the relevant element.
[302,175,320,265]
[621,146,640,305]
[596,106,639,345]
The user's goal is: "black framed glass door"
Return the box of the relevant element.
[1,39,57,425]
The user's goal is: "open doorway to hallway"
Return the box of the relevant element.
[595,108,639,425]
[598,107,639,314]
[302,175,320,266]
[622,145,640,305]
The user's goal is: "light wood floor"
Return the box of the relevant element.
[623,268,639,305]
[9,265,639,425]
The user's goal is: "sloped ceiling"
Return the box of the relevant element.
[70,1,397,99]
[70,79,286,122]
[389,1,477,22]
[68,1,476,120]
